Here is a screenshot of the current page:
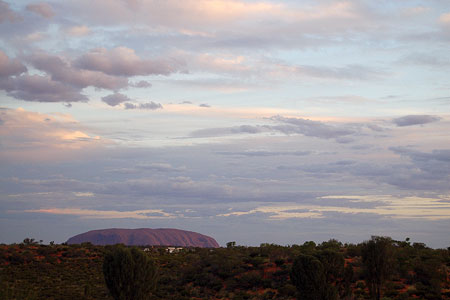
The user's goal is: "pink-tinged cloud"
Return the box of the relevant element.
[0,108,106,161]
[75,47,184,76]
[65,25,90,36]
[0,0,21,23]
[26,2,55,19]
[65,0,280,27]
[0,50,27,77]
[439,12,450,24]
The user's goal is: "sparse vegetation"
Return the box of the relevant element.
[0,237,449,299]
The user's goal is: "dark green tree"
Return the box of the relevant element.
[103,245,158,300]
[361,236,393,300]
[290,254,334,300]
[316,249,346,299]
[414,253,444,300]
[316,249,345,284]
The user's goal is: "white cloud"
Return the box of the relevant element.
[218,195,450,221]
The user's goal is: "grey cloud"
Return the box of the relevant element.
[3,74,88,102]
[131,80,152,88]
[401,53,450,68]
[276,146,450,192]
[367,124,385,132]
[0,0,21,23]
[2,51,133,103]
[335,137,355,144]
[102,93,130,106]
[189,116,356,141]
[26,2,55,19]
[392,115,441,127]
[199,103,210,108]
[0,51,27,77]
[75,47,184,77]
[136,163,185,172]
[106,163,185,174]
[295,64,386,81]
[270,116,355,139]
[216,150,312,157]
[103,177,241,201]
[391,147,450,164]
[27,52,128,90]
[5,177,101,194]
[124,101,163,110]
[190,125,266,138]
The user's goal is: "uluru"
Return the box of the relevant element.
[66,228,219,248]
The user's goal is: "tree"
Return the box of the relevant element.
[226,241,236,248]
[22,238,38,245]
[316,249,344,284]
[290,254,334,300]
[316,249,345,299]
[361,236,393,300]
[103,245,158,300]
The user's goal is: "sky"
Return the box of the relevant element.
[1,0,450,248]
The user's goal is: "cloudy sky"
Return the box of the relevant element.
[1,0,450,248]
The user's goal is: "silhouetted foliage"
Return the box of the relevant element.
[361,236,394,300]
[0,237,449,299]
[103,245,158,300]
[290,254,332,300]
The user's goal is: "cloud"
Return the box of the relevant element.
[66,25,90,36]
[26,52,129,90]
[73,192,94,197]
[0,0,21,23]
[0,108,104,161]
[3,74,88,102]
[189,116,356,141]
[24,208,175,219]
[184,52,385,82]
[439,12,450,25]
[26,2,55,19]
[199,103,210,108]
[102,93,131,106]
[135,163,185,172]
[0,51,27,77]
[392,115,441,127]
[269,116,356,139]
[218,195,450,221]
[356,147,450,191]
[400,53,450,68]
[131,80,152,88]
[391,147,450,164]
[62,0,279,27]
[216,150,312,157]
[402,6,430,16]
[124,101,163,110]
[1,52,91,103]
[75,47,184,77]
[190,125,266,138]
[292,64,386,81]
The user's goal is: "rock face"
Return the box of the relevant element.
[66,228,219,248]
